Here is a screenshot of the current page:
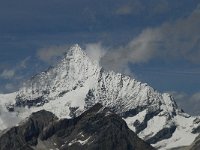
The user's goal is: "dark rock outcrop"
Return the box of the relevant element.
[0,104,155,150]
[0,110,58,150]
[146,125,176,144]
[187,134,200,150]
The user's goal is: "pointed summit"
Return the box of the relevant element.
[16,44,101,105]
[67,44,87,59]
[69,44,82,53]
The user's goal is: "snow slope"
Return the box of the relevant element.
[0,92,19,131]
[0,44,199,149]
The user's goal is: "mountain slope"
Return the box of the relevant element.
[0,44,199,149]
[0,104,155,150]
[187,134,200,150]
[0,110,58,150]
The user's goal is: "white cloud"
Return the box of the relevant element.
[20,56,31,68]
[5,83,15,91]
[127,28,162,63]
[102,4,200,72]
[115,0,144,15]
[85,42,106,64]
[190,92,200,103]
[37,45,70,63]
[116,4,133,15]
[170,91,200,115]
[101,28,161,73]
[0,69,15,79]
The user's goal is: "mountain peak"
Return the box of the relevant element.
[12,44,200,150]
[69,44,81,52]
[67,44,86,59]
[16,44,101,105]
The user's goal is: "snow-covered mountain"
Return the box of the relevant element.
[0,44,200,149]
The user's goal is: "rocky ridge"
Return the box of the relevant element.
[0,103,155,150]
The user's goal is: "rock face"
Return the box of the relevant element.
[0,44,200,149]
[0,110,58,150]
[0,104,155,150]
[187,134,200,150]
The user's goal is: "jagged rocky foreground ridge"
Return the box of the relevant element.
[0,104,155,150]
[0,44,200,149]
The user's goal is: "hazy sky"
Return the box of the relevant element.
[0,0,200,115]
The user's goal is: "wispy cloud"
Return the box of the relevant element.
[115,1,144,16]
[5,83,15,91]
[170,91,200,115]
[115,0,169,16]
[0,56,33,93]
[152,0,169,14]
[102,4,200,72]
[101,28,162,73]
[37,45,70,64]
[0,56,32,80]
[19,56,31,69]
[85,42,106,64]
[115,4,133,15]
[0,69,15,79]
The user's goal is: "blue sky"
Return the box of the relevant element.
[0,0,200,115]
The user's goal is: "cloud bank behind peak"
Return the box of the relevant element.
[101,5,200,72]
